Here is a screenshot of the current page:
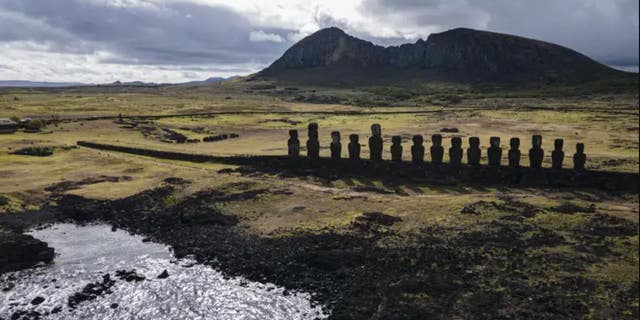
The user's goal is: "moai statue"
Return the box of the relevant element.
[348,134,361,160]
[487,136,502,166]
[391,136,403,162]
[449,137,463,165]
[118,113,124,123]
[508,137,521,168]
[330,131,342,159]
[287,129,300,158]
[411,135,425,164]
[529,135,544,169]
[430,134,444,164]
[306,123,320,159]
[573,143,586,171]
[552,139,565,169]
[369,124,383,161]
[467,137,481,165]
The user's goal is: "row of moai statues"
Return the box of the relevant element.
[287,123,587,170]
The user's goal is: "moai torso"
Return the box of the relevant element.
[467,137,481,165]
[391,136,403,162]
[306,123,320,159]
[529,135,544,169]
[430,134,444,164]
[348,134,361,160]
[411,135,425,164]
[488,136,502,166]
[287,129,300,158]
[330,131,342,159]
[573,143,586,170]
[508,137,521,168]
[551,138,564,169]
[369,124,383,161]
[449,137,463,165]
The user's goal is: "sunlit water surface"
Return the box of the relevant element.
[0,223,328,319]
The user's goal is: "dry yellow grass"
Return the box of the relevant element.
[0,86,637,233]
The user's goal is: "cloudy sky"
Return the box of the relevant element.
[0,0,638,83]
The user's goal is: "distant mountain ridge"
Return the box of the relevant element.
[258,27,628,85]
[0,76,239,88]
[183,76,240,85]
[0,80,88,88]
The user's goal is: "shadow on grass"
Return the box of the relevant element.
[77,141,638,193]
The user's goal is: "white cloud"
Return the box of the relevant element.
[286,32,307,42]
[249,30,284,43]
[0,41,260,83]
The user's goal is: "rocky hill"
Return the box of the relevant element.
[257,27,626,86]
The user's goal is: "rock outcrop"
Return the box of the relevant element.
[258,27,625,85]
[0,228,54,273]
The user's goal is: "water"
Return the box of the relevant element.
[0,223,328,319]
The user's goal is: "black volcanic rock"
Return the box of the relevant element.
[0,229,54,274]
[259,27,624,85]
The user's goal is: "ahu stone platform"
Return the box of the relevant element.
[77,139,638,192]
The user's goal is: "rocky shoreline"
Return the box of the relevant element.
[1,184,638,319]
[0,229,54,274]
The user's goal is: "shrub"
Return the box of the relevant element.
[11,146,54,156]
[24,119,46,131]
[368,86,415,100]
[440,94,463,104]
[203,134,227,142]
[249,83,276,90]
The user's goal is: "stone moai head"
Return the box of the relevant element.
[331,131,340,143]
[289,129,298,139]
[451,137,462,148]
[554,139,564,150]
[308,123,318,139]
[490,137,500,147]
[392,136,402,145]
[413,135,423,145]
[510,137,520,149]
[432,134,443,146]
[469,137,480,148]
[576,143,585,153]
[371,124,381,137]
[532,135,542,148]
[349,134,359,143]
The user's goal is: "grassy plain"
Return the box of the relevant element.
[0,81,637,218]
[0,81,638,317]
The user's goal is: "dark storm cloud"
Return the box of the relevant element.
[361,0,639,66]
[0,0,293,65]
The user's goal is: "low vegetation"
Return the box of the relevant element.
[11,146,54,156]
[24,119,46,131]
[0,81,637,319]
